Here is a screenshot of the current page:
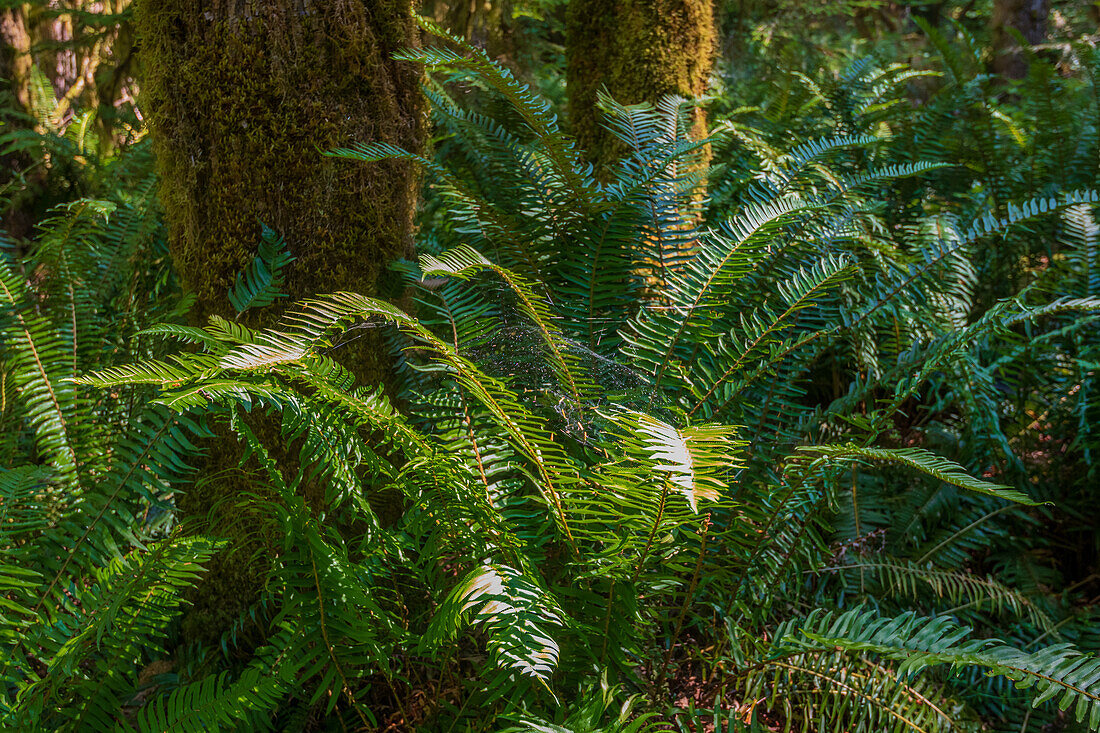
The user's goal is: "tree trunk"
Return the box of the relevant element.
[990,0,1049,79]
[1,5,32,110]
[134,0,424,643]
[421,0,514,61]
[1,5,37,243]
[566,0,715,168]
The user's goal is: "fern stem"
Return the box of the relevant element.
[29,419,176,618]
[768,658,951,731]
[631,478,671,587]
[437,289,492,490]
[710,465,830,670]
[851,466,864,594]
[1026,615,1079,649]
[915,504,1014,565]
[0,278,80,481]
[306,527,378,731]
[604,478,674,674]
[657,513,711,693]
[598,580,616,666]
[688,286,828,418]
[67,282,78,377]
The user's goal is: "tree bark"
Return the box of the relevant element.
[421,0,514,61]
[134,0,424,643]
[1,5,37,242]
[566,0,715,169]
[1,5,32,110]
[990,0,1049,79]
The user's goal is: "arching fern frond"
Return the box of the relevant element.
[423,564,565,686]
[787,608,1100,730]
[227,223,295,315]
[800,445,1039,505]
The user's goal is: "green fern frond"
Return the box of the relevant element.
[421,244,594,402]
[608,410,744,513]
[227,223,295,315]
[423,563,565,685]
[136,666,292,733]
[789,608,1100,730]
[4,536,222,730]
[818,558,1055,630]
[800,445,1039,505]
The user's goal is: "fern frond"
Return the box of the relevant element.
[227,223,295,314]
[423,564,565,685]
[818,557,1054,630]
[789,608,1100,730]
[136,666,292,733]
[421,244,591,402]
[608,410,744,513]
[800,445,1039,505]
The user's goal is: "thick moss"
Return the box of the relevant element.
[137,1,424,332]
[135,0,424,643]
[566,0,715,168]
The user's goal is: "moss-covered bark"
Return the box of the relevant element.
[137,0,423,337]
[135,0,424,643]
[566,0,715,167]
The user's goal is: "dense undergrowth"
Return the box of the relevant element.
[3,9,1100,733]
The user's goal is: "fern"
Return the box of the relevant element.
[424,564,565,685]
[5,18,1100,732]
[227,223,296,315]
[800,444,1040,505]
[788,608,1100,730]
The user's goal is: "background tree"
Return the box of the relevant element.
[990,0,1049,78]
[1,1,140,241]
[421,0,516,60]
[566,0,716,168]
[0,6,31,110]
[1,5,34,239]
[134,0,425,641]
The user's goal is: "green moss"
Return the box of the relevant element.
[135,0,424,644]
[136,2,424,328]
[567,0,716,168]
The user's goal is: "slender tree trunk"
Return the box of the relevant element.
[421,0,514,61]
[1,5,36,242]
[990,0,1049,79]
[1,5,32,110]
[566,0,715,168]
[135,0,424,643]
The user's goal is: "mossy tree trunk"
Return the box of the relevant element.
[1,6,32,110]
[135,0,424,643]
[566,0,715,168]
[567,0,714,299]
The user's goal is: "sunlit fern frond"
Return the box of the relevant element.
[423,563,565,686]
